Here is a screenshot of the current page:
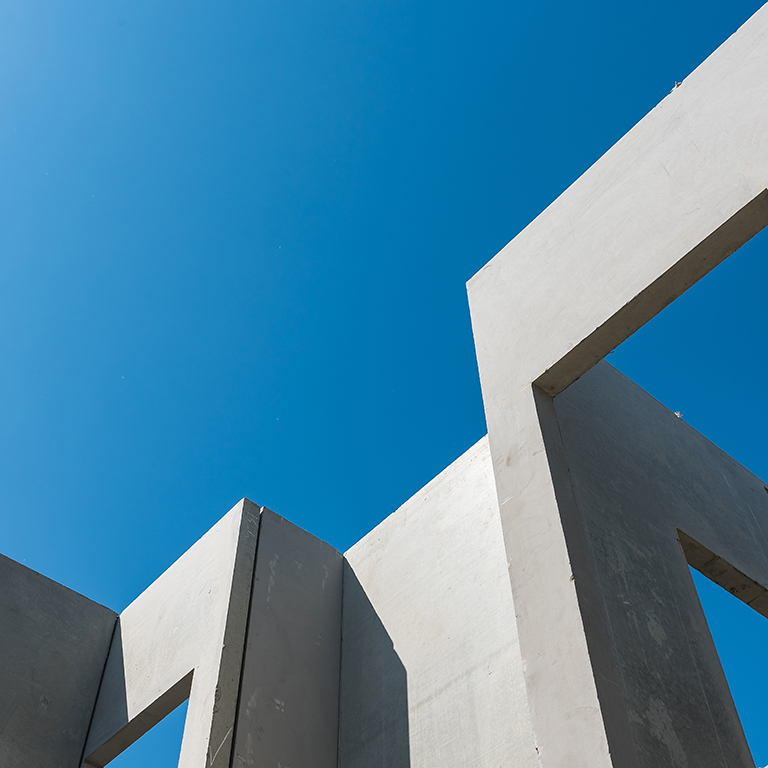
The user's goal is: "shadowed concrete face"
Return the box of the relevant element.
[338,563,410,768]
[0,555,116,768]
[231,509,343,768]
[554,361,768,767]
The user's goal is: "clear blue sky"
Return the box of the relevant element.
[1,0,766,764]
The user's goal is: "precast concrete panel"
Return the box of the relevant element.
[83,499,261,768]
[340,438,537,768]
[0,555,116,768]
[553,362,768,767]
[231,509,343,768]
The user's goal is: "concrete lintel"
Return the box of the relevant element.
[679,530,768,614]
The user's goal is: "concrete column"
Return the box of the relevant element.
[482,383,636,768]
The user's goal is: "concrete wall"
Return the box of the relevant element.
[340,438,537,768]
[231,509,343,768]
[465,7,768,767]
[0,555,116,768]
[84,499,261,768]
[554,361,768,767]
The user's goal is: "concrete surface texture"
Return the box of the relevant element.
[231,509,343,768]
[340,438,537,768]
[0,555,116,768]
[1,4,767,768]
[555,362,768,766]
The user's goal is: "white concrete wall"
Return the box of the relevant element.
[340,438,537,768]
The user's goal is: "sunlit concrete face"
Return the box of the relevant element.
[1,4,767,768]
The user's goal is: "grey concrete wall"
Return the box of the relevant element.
[340,438,537,768]
[554,361,768,767]
[84,498,261,768]
[231,509,343,768]
[0,555,116,768]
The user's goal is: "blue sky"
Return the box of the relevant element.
[1,0,766,764]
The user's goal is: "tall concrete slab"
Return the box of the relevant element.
[466,6,768,767]
[83,499,261,768]
[230,510,343,768]
[554,361,768,767]
[340,438,537,768]
[0,555,116,768]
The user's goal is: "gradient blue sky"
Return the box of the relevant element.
[1,0,767,764]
